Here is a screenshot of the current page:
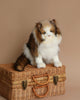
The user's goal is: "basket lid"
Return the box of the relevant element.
[0,63,66,84]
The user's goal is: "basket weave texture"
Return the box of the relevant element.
[0,63,66,100]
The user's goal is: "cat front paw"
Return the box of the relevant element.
[54,61,62,67]
[37,63,46,68]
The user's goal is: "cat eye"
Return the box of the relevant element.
[43,32,46,34]
[50,30,54,32]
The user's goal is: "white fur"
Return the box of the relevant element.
[42,27,53,40]
[38,35,62,67]
[35,55,46,68]
[23,44,35,65]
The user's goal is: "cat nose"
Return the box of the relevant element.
[48,35,51,37]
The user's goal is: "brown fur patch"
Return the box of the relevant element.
[27,33,38,57]
[36,22,42,29]
[35,28,45,43]
[50,26,55,33]
[35,22,48,43]
[14,53,30,71]
[50,19,61,35]
[56,27,61,35]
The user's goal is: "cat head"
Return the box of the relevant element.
[33,19,62,44]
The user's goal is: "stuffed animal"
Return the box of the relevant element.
[14,19,62,71]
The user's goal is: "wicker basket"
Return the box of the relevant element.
[0,63,66,100]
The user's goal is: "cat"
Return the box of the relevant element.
[14,19,62,71]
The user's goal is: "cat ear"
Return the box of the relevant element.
[36,22,42,29]
[50,19,56,24]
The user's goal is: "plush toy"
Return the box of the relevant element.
[14,19,62,71]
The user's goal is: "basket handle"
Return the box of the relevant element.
[32,74,49,85]
[32,84,49,98]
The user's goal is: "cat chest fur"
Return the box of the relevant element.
[38,39,59,60]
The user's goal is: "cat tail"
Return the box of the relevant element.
[14,53,30,72]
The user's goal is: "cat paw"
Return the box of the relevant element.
[54,61,62,67]
[37,63,46,68]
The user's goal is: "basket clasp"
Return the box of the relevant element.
[22,80,27,90]
[53,76,58,85]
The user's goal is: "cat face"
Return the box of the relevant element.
[34,19,62,44]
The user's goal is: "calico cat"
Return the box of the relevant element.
[14,19,62,71]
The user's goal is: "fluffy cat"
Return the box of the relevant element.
[14,19,62,71]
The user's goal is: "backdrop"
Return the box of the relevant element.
[0,0,80,100]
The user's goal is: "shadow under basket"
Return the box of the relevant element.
[0,63,66,100]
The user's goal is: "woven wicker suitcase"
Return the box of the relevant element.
[0,63,66,100]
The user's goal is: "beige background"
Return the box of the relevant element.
[0,0,80,100]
